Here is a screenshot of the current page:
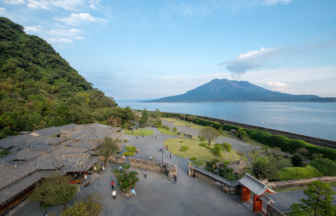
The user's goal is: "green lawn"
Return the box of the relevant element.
[173,120,204,129]
[157,128,178,136]
[164,138,247,163]
[123,129,154,136]
[162,118,180,121]
[248,150,293,169]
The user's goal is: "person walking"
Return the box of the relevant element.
[174,175,177,184]
[170,153,172,159]
[136,149,139,154]
[131,186,136,195]
[112,190,116,200]
[143,134,144,138]
[144,170,147,178]
[137,136,138,139]
[111,180,115,190]
[166,145,168,150]
[165,145,167,150]
[44,212,48,216]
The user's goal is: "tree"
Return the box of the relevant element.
[310,153,323,160]
[97,137,119,167]
[289,181,336,216]
[198,135,206,142]
[262,146,270,153]
[291,154,303,167]
[205,159,220,173]
[60,193,102,216]
[199,126,220,146]
[29,174,77,210]
[295,148,309,158]
[180,114,186,120]
[249,144,257,153]
[187,115,196,122]
[113,168,139,194]
[253,160,279,181]
[236,127,247,140]
[172,127,177,133]
[221,143,232,152]
[217,127,223,135]
[123,106,134,122]
[270,147,283,160]
[139,108,149,127]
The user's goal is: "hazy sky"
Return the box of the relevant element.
[1,0,336,99]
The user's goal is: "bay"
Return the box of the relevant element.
[116,101,336,141]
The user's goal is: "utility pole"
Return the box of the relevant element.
[220,115,225,121]
[262,122,268,130]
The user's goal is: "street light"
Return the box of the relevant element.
[220,115,225,121]
[262,122,268,130]
[199,113,203,118]
[161,149,165,174]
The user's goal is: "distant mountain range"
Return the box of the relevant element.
[147,79,336,102]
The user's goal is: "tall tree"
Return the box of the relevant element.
[139,108,149,127]
[29,174,77,210]
[60,193,102,216]
[199,126,220,145]
[97,137,119,167]
[289,181,336,216]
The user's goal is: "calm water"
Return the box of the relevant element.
[116,101,336,141]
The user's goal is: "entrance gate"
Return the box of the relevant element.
[238,174,275,214]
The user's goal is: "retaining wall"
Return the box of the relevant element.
[190,166,240,195]
[267,205,286,216]
[129,158,170,173]
[106,155,125,164]
[268,176,336,190]
[163,112,336,148]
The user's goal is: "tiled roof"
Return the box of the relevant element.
[238,173,275,196]
[0,134,35,149]
[17,148,46,161]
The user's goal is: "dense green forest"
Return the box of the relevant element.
[0,17,131,138]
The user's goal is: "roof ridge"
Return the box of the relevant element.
[49,150,58,168]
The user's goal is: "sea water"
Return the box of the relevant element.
[116,101,336,141]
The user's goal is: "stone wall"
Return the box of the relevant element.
[267,205,286,216]
[190,166,240,195]
[129,158,170,173]
[268,176,336,190]
[104,155,125,164]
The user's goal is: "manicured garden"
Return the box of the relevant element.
[164,138,248,163]
[172,120,204,129]
[123,129,154,136]
[157,128,178,136]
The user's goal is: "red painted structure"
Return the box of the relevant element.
[241,185,250,202]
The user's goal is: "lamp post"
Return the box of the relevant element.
[161,149,165,174]
[220,115,225,121]
[199,113,203,119]
[262,122,268,130]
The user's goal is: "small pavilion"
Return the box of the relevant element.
[238,173,275,214]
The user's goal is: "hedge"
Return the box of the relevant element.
[278,165,323,181]
[310,158,336,176]
[179,146,189,152]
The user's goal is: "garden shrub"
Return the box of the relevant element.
[179,146,189,152]
[213,146,221,156]
[190,157,197,162]
[123,152,135,156]
[179,141,184,143]
[291,154,303,167]
[310,158,336,176]
[254,160,279,181]
[222,143,232,152]
[278,165,323,181]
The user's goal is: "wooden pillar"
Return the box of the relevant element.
[253,195,263,212]
[241,186,250,202]
[188,162,191,176]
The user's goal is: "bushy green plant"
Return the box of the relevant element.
[221,143,232,152]
[213,146,221,156]
[291,154,303,167]
[278,165,323,181]
[205,159,220,173]
[179,146,189,152]
[198,135,206,142]
[253,160,279,181]
[310,158,336,176]
[190,157,197,162]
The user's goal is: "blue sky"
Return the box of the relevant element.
[1,0,336,99]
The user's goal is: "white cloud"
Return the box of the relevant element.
[27,0,49,9]
[264,0,292,5]
[267,81,288,87]
[24,25,42,32]
[90,4,96,9]
[219,47,280,74]
[75,36,84,39]
[45,37,73,44]
[4,0,26,5]
[0,7,6,13]
[48,28,80,37]
[58,13,105,26]
[26,0,86,10]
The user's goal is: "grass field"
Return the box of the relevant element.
[157,128,178,136]
[164,138,247,163]
[248,150,293,169]
[172,120,204,129]
[162,118,180,121]
[123,129,154,136]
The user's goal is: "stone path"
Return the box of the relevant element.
[13,127,254,216]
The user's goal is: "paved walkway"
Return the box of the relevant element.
[13,128,254,216]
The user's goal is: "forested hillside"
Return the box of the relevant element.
[0,17,128,138]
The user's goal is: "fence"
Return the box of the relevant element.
[267,176,336,190]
